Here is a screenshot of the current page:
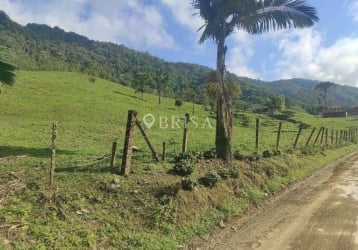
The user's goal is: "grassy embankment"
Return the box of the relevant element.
[0,71,357,249]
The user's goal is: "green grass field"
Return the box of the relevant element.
[1,71,357,249]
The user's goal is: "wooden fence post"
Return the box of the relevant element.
[50,121,57,190]
[182,113,189,153]
[314,127,323,145]
[331,130,334,144]
[110,141,118,168]
[325,128,328,145]
[276,122,282,151]
[136,120,160,162]
[162,142,166,161]
[306,127,316,146]
[336,130,338,144]
[320,127,325,144]
[121,110,137,176]
[256,118,259,153]
[293,126,303,149]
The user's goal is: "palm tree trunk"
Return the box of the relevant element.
[215,38,233,163]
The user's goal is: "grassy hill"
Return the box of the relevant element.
[1,71,356,159]
[1,71,358,249]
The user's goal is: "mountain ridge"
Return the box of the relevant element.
[1,10,358,113]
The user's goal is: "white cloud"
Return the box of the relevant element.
[348,0,358,21]
[273,29,358,86]
[226,32,258,78]
[1,0,176,50]
[160,0,202,32]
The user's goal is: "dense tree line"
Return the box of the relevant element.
[1,11,358,113]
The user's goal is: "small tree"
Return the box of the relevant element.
[314,81,335,108]
[133,72,153,100]
[265,95,285,115]
[153,69,169,105]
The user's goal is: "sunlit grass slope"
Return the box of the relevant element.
[1,70,357,162]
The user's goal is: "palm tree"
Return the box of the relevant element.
[314,81,335,108]
[0,47,16,89]
[192,0,319,162]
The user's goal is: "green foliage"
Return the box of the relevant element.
[264,95,285,115]
[198,172,221,188]
[133,71,153,99]
[218,168,239,179]
[175,99,183,107]
[203,149,216,159]
[235,187,263,204]
[148,195,178,231]
[173,153,195,176]
[181,177,197,191]
[2,13,358,113]
[233,150,243,160]
[0,46,16,87]
[262,150,273,158]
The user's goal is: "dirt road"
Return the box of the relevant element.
[188,152,358,250]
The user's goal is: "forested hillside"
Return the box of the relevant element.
[1,10,358,113]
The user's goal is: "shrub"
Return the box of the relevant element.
[203,149,216,159]
[273,150,281,156]
[247,152,260,162]
[218,168,239,179]
[233,150,243,160]
[175,99,183,107]
[172,152,195,176]
[262,150,272,158]
[173,158,194,176]
[181,178,196,191]
[198,172,221,188]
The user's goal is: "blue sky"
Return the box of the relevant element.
[1,0,358,86]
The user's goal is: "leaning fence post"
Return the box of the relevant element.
[121,110,137,176]
[325,128,328,145]
[306,127,316,146]
[276,122,282,151]
[314,127,323,145]
[320,127,325,144]
[50,121,57,190]
[182,113,189,153]
[256,118,259,153]
[110,141,118,168]
[293,126,303,149]
[136,120,160,162]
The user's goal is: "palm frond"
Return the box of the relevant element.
[0,59,16,86]
[236,0,319,34]
[192,0,319,42]
[0,46,16,86]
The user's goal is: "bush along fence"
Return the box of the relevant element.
[49,111,358,182]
